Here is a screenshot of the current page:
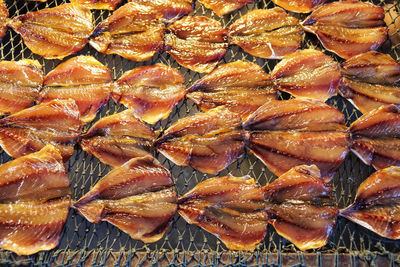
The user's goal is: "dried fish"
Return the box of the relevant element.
[70,0,122,10]
[128,0,194,22]
[0,0,8,40]
[271,0,327,13]
[198,0,252,16]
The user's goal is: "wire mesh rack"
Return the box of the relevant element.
[0,0,399,266]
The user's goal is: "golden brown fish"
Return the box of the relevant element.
[271,0,327,13]
[74,156,177,243]
[113,64,186,124]
[244,99,349,181]
[8,4,93,59]
[349,105,400,170]
[187,61,276,119]
[228,8,303,59]
[128,0,194,22]
[340,166,400,239]
[340,51,400,114]
[263,165,338,251]
[270,49,341,101]
[155,107,244,174]
[80,109,156,168]
[178,175,267,250]
[164,16,228,73]
[89,2,164,61]
[0,0,8,40]
[0,99,82,161]
[70,0,122,10]
[38,56,112,123]
[198,0,252,16]
[302,0,387,59]
[0,60,43,115]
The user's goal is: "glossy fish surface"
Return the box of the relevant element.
[187,61,276,119]
[198,0,252,16]
[349,105,400,170]
[113,64,186,124]
[340,166,400,239]
[80,109,156,168]
[244,99,349,181]
[74,156,177,243]
[263,165,338,251]
[9,4,93,59]
[0,99,82,161]
[271,0,327,13]
[0,0,8,40]
[70,0,122,10]
[270,49,341,101]
[0,60,43,115]
[340,51,400,114]
[89,2,164,61]
[128,0,194,22]
[155,107,244,174]
[165,16,228,73]
[228,8,303,59]
[178,175,267,250]
[302,0,387,59]
[39,56,112,123]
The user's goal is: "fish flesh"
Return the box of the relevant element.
[127,0,194,22]
[0,0,8,40]
[263,165,338,251]
[9,4,93,59]
[178,175,267,250]
[113,64,186,124]
[302,0,388,59]
[349,105,400,170]
[187,61,276,119]
[80,109,156,168]
[89,2,164,61]
[271,0,327,13]
[198,0,252,16]
[340,51,400,114]
[164,16,228,73]
[70,0,122,10]
[228,8,303,59]
[0,60,43,115]
[155,106,244,174]
[39,56,112,123]
[74,155,177,243]
[0,99,82,161]
[244,99,349,181]
[270,49,341,101]
[340,166,400,239]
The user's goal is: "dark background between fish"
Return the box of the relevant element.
[0,0,399,266]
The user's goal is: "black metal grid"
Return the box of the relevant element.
[0,0,399,266]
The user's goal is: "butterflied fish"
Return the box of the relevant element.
[198,0,252,16]
[89,2,164,61]
[271,0,327,13]
[187,61,276,119]
[228,8,303,59]
[178,175,267,250]
[39,56,112,123]
[340,166,400,239]
[164,16,228,73]
[80,109,156,167]
[340,51,400,114]
[302,0,388,59]
[155,107,244,174]
[113,64,186,124]
[270,49,341,101]
[74,156,177,243]
[244,99,349,181]
[0,60,43,115]
[349,105,400,170]
[9,4,93,59]
[0,99,82,161]
[0,0,8,40]
[263,165,338,251]
[70,0,122,10]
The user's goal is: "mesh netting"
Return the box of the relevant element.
[0,0,399,266]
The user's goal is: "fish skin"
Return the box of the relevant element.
[228,8,303,59]
[302,0,387,59]
[8,4,93,59]
[70,0,122,10]
[128,0,194,22]
[89,2,164,61]
[271,0,327,13]
[0,0,8,40]
[113,64,186,124]
[187,60,276,119]
[340,166,400,239]
[74,155,177,243]
[178,175,267,250]
[80,109,156,168]
[198,0,252,16]
[0,99,82,161]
